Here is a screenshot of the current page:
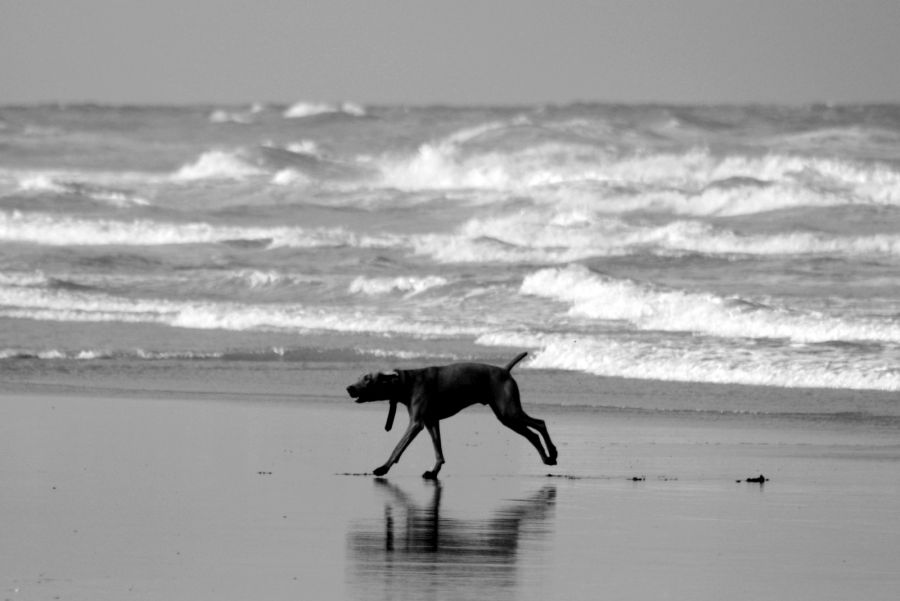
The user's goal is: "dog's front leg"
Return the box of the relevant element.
[422,422,445,480]
[373,420,423,476]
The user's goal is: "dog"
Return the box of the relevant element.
[346,352,557,478]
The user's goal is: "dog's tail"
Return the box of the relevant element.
[503,351,528,372]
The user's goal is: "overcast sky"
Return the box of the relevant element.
[3,1,900,105]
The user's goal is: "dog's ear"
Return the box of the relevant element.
[380,370,400,383]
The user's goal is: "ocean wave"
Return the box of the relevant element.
[0,284,483,338]
[14,173,150,207]
[410,212,900,264]
[520,264,900,344]
[9,206,892,261]
[0,210,399,248]
[0,271,52,287]
[552,180,855,217]
[0,347,223,361]
[371,126,900,212]
[208,103,265,124]
[258,143,370,183]
[357,347,461,362]
[225,269,322,289]
[172,150,264,181]
[348,275,448,297]
[283,101,366,119]
[475,332,900,392]
[377,139,594,191]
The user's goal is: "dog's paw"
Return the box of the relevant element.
[372,465,389,477]
[544,457,558,466]
[422,470,438,480]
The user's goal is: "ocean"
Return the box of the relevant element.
[1,102,899,411]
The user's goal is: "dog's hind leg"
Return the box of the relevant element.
[422,422,445,480]
[499,417,557,465]
[520,413,558,464]
[373,420,423,477]
[490,380,558,466]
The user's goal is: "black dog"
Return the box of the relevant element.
[347,352,557,478]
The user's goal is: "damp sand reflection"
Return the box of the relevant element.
[347,480,557,601]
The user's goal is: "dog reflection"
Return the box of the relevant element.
[348,480,556,598]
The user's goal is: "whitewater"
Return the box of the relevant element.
[1,102,899,396]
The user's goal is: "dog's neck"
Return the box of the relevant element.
[388,369,410,405]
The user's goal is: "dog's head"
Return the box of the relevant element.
[346,370,401,403]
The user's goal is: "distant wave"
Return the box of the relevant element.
[0,284,484,338]
[349,275,448,297]
[208,103,265,124]
[4,207,899,262]
[9,135,898,218]
[12,173,150,207]
[411,213,900,263]
[224,269,323,290]
[372,125,900,212]
[0,210,399,248]
[521,264,900,344]
[172,150,264,181]
[283,101,366,119]
[0,347,224,361]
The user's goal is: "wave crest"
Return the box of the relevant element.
[0,210,399,248]
[512,335,900,391]
[521,264,900,344]
[349,275,448,297]
[283,101,366,119]
[172,150,264,181]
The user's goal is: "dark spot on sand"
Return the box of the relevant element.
[545,473,581,480]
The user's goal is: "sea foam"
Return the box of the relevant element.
[172,150,264,181]
[373,127,900,213]
[0,284,483,339]
[283,101,366,119]
[521,264,900,344]
[410,212,900,265]
[523,335,900,392]
[348,275,448,297]
[0,210,399,249]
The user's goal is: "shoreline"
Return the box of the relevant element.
[3,356,898,412]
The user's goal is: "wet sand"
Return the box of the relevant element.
[2,378,899,601]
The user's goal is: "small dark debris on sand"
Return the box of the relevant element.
[630,476,646,482]
[545,473,582,480]
[739,474,769,484]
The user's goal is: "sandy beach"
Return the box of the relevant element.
[2,367,899,601]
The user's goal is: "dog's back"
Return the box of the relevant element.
[404,360,521,420]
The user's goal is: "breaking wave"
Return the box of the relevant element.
[476,332,900,392]
[371,123,900,213]
[13,173,150,206]
[0,210,398,248]
[283,101,366,119]
[348,275,448,297]
[0,284,483,338]
[521,264,900,344]
[411,213,900,263]
[172,150,264,181]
